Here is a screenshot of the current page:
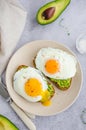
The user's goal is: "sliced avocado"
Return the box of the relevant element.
[47,83,55,97]
[36,0,71,25]
[50,78,72,90]
[0,115,19,130]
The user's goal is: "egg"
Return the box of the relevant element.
[13,67,52,104]
[35,47,77,79]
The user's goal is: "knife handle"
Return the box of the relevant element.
[25,111,35,119]
[10,102,36,130]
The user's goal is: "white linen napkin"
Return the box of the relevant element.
[0,0,27,75]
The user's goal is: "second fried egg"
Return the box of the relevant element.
[35,47,77,79]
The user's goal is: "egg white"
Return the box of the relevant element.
[13,67,48,102]
[35,47,77,79]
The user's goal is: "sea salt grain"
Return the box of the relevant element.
[76,33,86,54]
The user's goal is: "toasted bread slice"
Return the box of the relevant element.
[16,65,28,71]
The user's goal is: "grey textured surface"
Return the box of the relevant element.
[0,0,86,130]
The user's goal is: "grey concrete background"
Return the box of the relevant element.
[0,0,86,130]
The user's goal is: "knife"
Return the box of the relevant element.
[0,81,36,130]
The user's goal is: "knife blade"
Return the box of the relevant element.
[0,81,36,130]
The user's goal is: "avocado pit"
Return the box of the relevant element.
[42,7,55,20]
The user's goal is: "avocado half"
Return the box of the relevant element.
[0,115,19,130]
[36,0,71,25]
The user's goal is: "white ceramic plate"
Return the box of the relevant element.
[6,40,83,116]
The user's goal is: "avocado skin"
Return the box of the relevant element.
[0,115,19,130]
[36,0,71,25]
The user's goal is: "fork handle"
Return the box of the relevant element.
[10,101,36,130]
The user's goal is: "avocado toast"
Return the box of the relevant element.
[14,65,55,106]
[34,47,77,91]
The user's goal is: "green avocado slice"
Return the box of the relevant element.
[36,0,71,25]
[47,83,55,97]
[0,115,19,130]
[50,78,72,90]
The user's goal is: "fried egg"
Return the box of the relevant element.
[35,47,77,79]
[13,67,53,105]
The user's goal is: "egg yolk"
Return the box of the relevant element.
[41,90,51,106]
[45,59,60,74]
[24,78,52,106]
[42,100,51,106]
[24,78,42,97]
